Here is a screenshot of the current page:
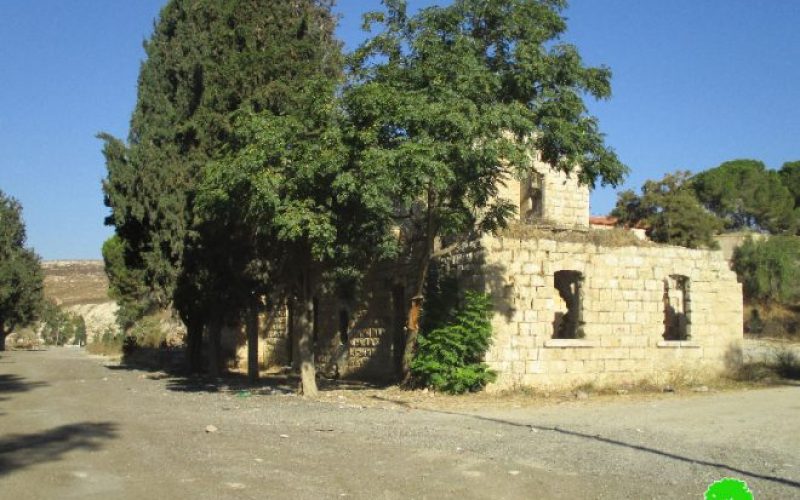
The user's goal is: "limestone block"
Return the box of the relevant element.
[547,360,568,374]
[566,360,586,373]
[603,347,629,360]
[623,311,638,323]
[525,360,544,374]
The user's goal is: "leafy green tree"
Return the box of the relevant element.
[779,160,800,210]
[0,190,44,350]
[198,77,396,395]
[733,236,800,304]
[612,171,723,248]
[40,300,73,346]
[346,0,627,380]
[693,159,797,234]
[100,0,343,372]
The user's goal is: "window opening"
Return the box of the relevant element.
[521,172,544,222]
[663,275,690,340]
[553,270,585,339]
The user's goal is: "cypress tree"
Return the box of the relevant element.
[100,0,342,371]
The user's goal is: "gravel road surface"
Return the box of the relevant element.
[1,349,798,499]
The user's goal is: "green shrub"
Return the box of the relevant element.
[87,325,124,356]
[127,316,167,349]
[733,236,800,304]
[411,291,496,394]
[775,348,800,379]
[39,300,88,346]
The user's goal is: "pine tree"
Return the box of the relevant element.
[693,159,797,234]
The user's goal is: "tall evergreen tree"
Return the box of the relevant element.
[345,0,628,381]
[100,0,342,371]
[692,159,797,234]
[0,190,44,350]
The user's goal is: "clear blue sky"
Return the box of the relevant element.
[1,1,798,260]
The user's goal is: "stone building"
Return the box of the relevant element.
[232,158,744,389]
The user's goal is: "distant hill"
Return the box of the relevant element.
[42,260,118,340]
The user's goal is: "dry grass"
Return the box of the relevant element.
[86,341,123,357]
[42,260,110,306]
[744,302,800,340]
[498,223,651,248]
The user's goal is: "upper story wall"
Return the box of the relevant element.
[497,158,590,230]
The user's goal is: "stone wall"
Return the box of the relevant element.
[499,160,590,229]
[240,268,404,380]
[226,299,291,373]
[440,233,743,390]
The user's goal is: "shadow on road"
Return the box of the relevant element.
[0,374,48,415]
[0,374,48,396]
[371,395,800,491]
[0,422,118,476]
[104,359,390,396]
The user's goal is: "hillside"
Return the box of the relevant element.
[42,260,118,340]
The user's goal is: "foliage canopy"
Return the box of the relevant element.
[692,159,798,234]
[779,160,800,211]
[347,0,627,379]
[411,290,496,394]
[100,0,343,325]
[733,236,800,304]
[0,190,44,348]
[612,171,722,248]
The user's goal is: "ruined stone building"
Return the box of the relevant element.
[227,157,744,389]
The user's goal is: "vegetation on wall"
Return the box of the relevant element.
[411,290,496,394]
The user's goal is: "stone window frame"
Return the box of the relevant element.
[656,340,700,349]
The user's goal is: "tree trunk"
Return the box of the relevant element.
[401,189,437,384]
[296,272,318,397]
[207,317,222,378]
[186,317,204,373]
[0,320,6,352]
[246,300,260,384]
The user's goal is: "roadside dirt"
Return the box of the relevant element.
[1,349,798,499]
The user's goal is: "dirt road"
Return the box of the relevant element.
[1,349,798,499]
